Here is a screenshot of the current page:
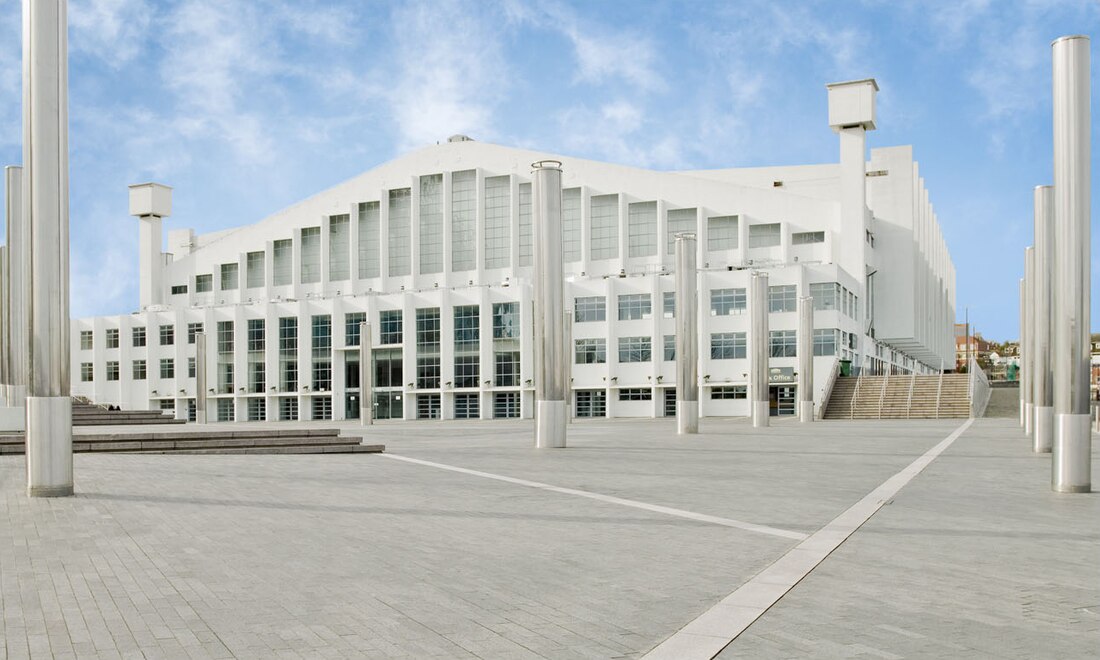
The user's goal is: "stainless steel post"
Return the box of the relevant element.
[1033,186,1054,452]
[1023,246,1034,435]
[675,233,698,434]
[1019,278,1025,427]
[195,332,207,424]
[532,160,566,448]
[6,165,25,408]
[0,245,7,406]
[751,271,769,427]
[798,296,814,423]
[1052,35,1091,492]
[24,0,72,497]
[359,322,372,426]
[564,310,573,424]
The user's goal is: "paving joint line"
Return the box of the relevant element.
[379,452,807,540]
[641,418,976,660]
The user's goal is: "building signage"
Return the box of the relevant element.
[768,367,795,383]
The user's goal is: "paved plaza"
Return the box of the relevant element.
[1,417,1097,659]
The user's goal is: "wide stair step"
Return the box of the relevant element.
[0,428,384,455]
[823,373,973,420]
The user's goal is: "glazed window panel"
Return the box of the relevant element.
[159,324,174,346]
[518,182,532,266]
[617,336,652,363]
[590,194,619,260]
[563,187,582,263]
[329,214,351,281]
[810,282,839,311]
[574,296,606,322]
[246,251,265,288]
[273,239,293,286]
[748,222,781,248]
[358,202,380,278]
[707,215,738,251]
[195,274,213,293]
[379,310,403,345]
[344,312,366,347]
[388,188,411,277]
[132,360,146,380]
[419,175,443,275]
[617,294,651,321]
[792,230,825,245]
[627,201,657,258]
[769,285,797,313]
[300,226,321,284]
[220,263,239,291]
[105,328,119,349]
[575,338,606,364]
[451,170,476,271]
[132,327,146,348]
[710,332,747,359]
[666,208,697,255]
[814,328,838,356]
[484,175,510,269]
[80,330,93,350]
[770,330,797,357]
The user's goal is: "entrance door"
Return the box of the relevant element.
[374,392,402,420]
[664,388,676,417]
[769,385,797,416]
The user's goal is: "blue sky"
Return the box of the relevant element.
[0,0,1096,341]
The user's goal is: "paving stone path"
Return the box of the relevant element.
[1,417,1096,659]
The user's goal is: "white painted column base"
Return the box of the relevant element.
[1024,403,1034,435]
[799,401,814,423]
[1019,400,1025,428]
[1033,406,1054,453]
[1053,413,1091,493]
[676,403,698,435]
[535,400,566,448]
[26,397,73,498]
[1047,415,1091,492]
[752,401,769,428]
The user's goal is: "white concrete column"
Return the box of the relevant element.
[532,160,566,448]
[129,183,171,309]
[4,165,27,409]
[1033,185,1054,453]
[1024,246,1034,436]
[1019,278,1026,427]
[798,296,814,422]
[1051,35,1091,493]
[24,0,73,497]
[750,271,769,427]
[359,322,372,425]
[564,309,573,423]
[674,232,698,434]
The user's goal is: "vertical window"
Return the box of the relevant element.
[810,282,839,311]
[710,332,747,359]
[563,187,581,263]
[419,174,443,274]
[618,336,652,363]
[132,360,146,380]
[312,315,332,391]
[590,194,619,260]
[329,214,350,281]
[132,327,146,347]
[106,361,120,381]
[248,397,266,421]
[188,357,196,378]
[273,239,292,286]
[768,285,797,313]
[160,358,175,379]
[484,175,510,269]
[79,330,93,350]
[711,288,747,315]
[814,328,838,356]
[707,215,738,251]
[770,330,797,357]
[415,308,441,389]
[217,321,234,393]
[492,302,520,339]
[80,363,93,381]
[451,170,476,271]
[220,263,239,290]
[664,334,675,361]
[388,188,411,276]
[663,291,675,318]
[159,324,174,346]
[279,317,298,392]
[453,305,480,388]
[748,223,781,248]
[627,201,657,257]
[358,201,380,278]
[518,182,532,266]
[574,338,606,364]
[493,302,520,386]
[247,319,265,351]
[574,296,606,322]
[106,328,119,349]
[195,274,213,293]
[187,322,204,344]
[300,226,321,284]
[666,208,697,255]
[617,294,651,321]
[344,312,366,346]
[379,310,403,345]
[246,251,265,288]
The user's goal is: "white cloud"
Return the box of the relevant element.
[558,100,683,169]
[385,0,507,150]
[69,0,152,65]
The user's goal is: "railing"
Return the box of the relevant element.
[816,357,841,421]
[877,370,890,419]
[935,370,944,419]
[968,357,991,418]
[905,373,916,419]
[850,372,862,419]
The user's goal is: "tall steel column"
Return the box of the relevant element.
[1018,278,1025,427]
[564,310,573,424]
[0,245,7,406]
[751,272,770,428]
[532,160,566,448]
[1051,35,1091,493]
[1023,246,1034,436]
[195,332,207,424]
[798,296,814,423]
[24,0,72,497]
[359,322,372,426]
[674,233,698,434]
[1033,186,1054,452]
[5,166,25,408]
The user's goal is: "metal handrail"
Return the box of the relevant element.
[968,357,991,418]
[816,357,841,421]
[935,370,944,419]
[878,370,889,419]
[905,372,916,419]
[850,372,862,419]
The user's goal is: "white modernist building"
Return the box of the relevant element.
[69,79,956,423]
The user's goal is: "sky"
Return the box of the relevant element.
[0,0,1096,342]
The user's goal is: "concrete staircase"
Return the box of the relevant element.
[823,373,972,420]
[72,400,185,426]
[0,428,383,455]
